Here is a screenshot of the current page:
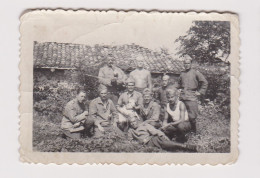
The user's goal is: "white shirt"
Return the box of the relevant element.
[166,100,189,122]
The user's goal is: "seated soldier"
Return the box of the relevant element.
[61,88,95,139]
[128,117,197,152]
[89,85,123,137]
[140,88,161,129]
[117,77,143,131]
[161,88,191,143]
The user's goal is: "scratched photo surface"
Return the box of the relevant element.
[20,11,239,164]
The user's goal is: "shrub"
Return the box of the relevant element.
[194,63,230,119]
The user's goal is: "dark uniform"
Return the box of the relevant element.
[61,99,94,139]
[177,69,208,132]
[98,65,126,104]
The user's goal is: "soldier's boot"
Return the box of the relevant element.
[190,121,197,133]
[184,144,197,152]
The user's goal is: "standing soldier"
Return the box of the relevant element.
[129,55,152,93]
[177,56,208,133]
[98,54,126,104]
[156,75,177,107]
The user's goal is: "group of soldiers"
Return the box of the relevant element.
[61,55,208,152]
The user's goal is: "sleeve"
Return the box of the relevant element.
[117,93,124,107]
[176,74,182,89]
[88,100,98,122]
[98,68,111,86]
[63,102,85,124]
[127,129,134,141]
[196,71,208,95]
[149,103,161,121]
[136,93,143,107]
[147,71,152,90]
[110,100,118,115]
[116,68,127,84]
[108,101,118,123]
[153,88,160,103]
[147,124,164,136]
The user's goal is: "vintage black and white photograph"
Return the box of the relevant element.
[20,11,239,164]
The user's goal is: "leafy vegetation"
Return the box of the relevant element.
[176,21,230,64]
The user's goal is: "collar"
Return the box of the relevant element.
[127,91,135,96]
[96,97,108,105]
[105,65,116,70]
[143,100,154,109]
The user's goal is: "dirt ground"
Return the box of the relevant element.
[33,103,230,153]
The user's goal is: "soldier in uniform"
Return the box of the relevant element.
[128,117,197,152]
[177,56,208,132]
[89,85,123,137]
[61,88,95,139]
[98,54,126,104]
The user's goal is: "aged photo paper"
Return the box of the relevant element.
[20,10,239,165]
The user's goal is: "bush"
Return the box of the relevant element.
[194,63,230,119]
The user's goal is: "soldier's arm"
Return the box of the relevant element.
[147,71,152,90]
[127,129,134,141]
[63,103,87,124]
[117,94,124,107]
[196,71,208,95]
[149,104,161,121]
[174,74,182,89]
[147,124,165,137]
[135,93,143,110]
[88,101,100,125]
[110,101,119,123]
[116,68,126,84]
[162,108,169,127]
[171,101,186,126]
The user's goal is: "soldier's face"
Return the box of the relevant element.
[162,78,169,87]
[77,92,86,103]
[100,89,108,101]
[137,60,144,68]
[184,60,192,70]
[127,82,135,92]
[167,93,177,104]
[107,58,113,67]
[143,94,152,104]
[130,119,138,129]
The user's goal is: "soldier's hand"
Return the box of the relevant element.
[73,122,81,128]
[98,125,105,132]
[113,122,118,128]
[111,78,117,83]
[83,111,88,116]
[195,91,201,96]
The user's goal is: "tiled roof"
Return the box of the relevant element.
[33,41,184,74]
